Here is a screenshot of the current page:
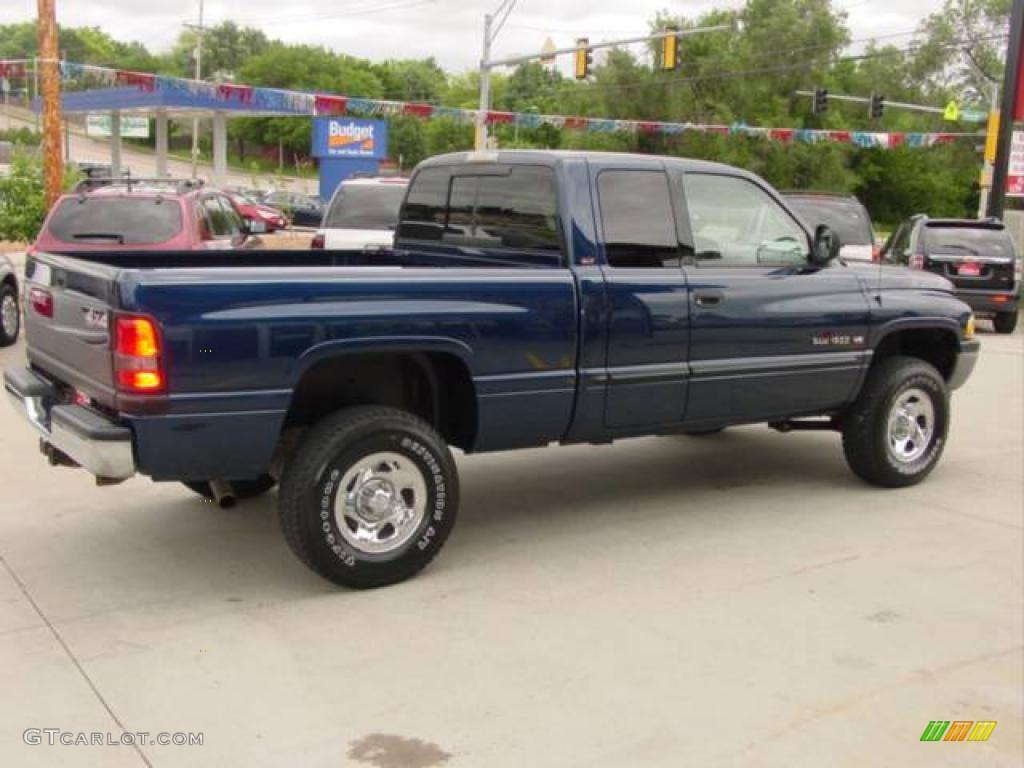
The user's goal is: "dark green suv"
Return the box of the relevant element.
[882,216,1020,334]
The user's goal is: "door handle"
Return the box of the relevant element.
[694,292,723,308]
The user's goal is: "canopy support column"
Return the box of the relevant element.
[212,111,227,185]
[155,109,169,178]
[110,109,122,178]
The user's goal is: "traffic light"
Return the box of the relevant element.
[812,87,828,115]
[574,38,593,80]
[661,28,681,71]
[870,93,885,119]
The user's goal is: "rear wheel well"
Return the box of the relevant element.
[282,351,477,452]
[872,328,958,381]
[1,274,16,292]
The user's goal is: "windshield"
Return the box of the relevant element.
[325,184,407,230]
[923,225,1017,258]
[786,196,873,246]
[45,197,183,245]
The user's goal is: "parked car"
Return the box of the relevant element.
[262,190,323,228]
[312,176,408,249]
[224,190,288,233]
[7,150,979,589]
[32,178,266,255]
[881,215,1021,334]
[0,253,19,346]
[783,192,877,262]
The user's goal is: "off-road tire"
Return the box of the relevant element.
[841,356,949,488]
[278,406,458,589]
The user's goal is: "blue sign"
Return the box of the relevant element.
[312,118,388,160]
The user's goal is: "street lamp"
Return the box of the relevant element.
[476,0,518,151]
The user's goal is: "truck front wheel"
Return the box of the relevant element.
[278,406,458,588]
[841,356,949,488]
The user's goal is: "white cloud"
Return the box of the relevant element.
[0,0,944,72]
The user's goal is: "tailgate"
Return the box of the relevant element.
[23,252,122,407]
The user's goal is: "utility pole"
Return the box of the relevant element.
[185,0,206,178]
[37,0,63,209]
[988,0,1024,219]
[476,0,517,151]
[32,55,39,132]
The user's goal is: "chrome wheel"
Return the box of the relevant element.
[1,293,17,338]
[334,452,428,555]
[886,388,935,464]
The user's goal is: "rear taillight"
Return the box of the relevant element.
[909,254,925,270]
[29,286,53,317]
[871,244,881,263]
[311,233,325,249]
[113,314,164,393]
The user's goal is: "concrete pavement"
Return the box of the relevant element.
[0,330,1020,767]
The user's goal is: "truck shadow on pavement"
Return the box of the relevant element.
[23,427,862,602]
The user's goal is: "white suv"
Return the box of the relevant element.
[312,177,409,250]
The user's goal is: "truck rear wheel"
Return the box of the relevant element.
[841,356,949,488]
[993,310,1018,334]
[278,406,458,589]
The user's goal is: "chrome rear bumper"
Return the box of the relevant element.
[4,366,135,480]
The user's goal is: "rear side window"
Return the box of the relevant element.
[325,184,407,230]
[398,165,562,265]
[46,198,183,245]
[598,170,680,268]
[786,196,873,246]
[923,225,1017,259]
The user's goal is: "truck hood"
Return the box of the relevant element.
[842,261,954,293]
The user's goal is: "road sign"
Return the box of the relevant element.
[960,109,987,123]
[312,118,387,159]
[1006,130,1024,197]
[943,101,959,121]
[540,37,557,66]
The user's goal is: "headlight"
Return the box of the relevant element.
[964,314,975,340]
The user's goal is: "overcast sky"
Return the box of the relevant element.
[1,0,944,74]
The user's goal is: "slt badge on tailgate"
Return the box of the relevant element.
[83,308,108,329]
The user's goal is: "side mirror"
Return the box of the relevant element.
[811,224,840,266]
[244,218,268,235]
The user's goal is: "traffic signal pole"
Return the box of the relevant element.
[475,19,733,150]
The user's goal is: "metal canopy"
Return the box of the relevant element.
[33,86,306,119]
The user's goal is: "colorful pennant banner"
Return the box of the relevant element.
[0,58,980,150]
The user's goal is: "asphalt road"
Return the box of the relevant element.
[0,328,1020,767]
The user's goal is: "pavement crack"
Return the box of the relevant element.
[0,555,153,768]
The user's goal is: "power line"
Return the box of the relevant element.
[528,30,1009,99]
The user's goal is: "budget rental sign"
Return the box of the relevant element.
[312,118,387,160]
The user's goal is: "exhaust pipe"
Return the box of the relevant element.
[208,479,237,509]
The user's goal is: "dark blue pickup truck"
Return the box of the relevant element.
[6,150,979,588]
